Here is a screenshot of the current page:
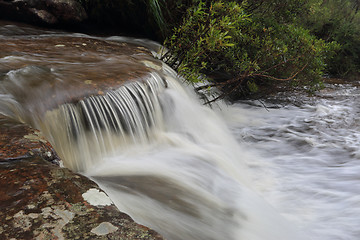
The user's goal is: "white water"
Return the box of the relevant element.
[43,77,360,240]
[79,73,307,240]
[223,85,360,240]
[35,64,304,240]
[1,22,360,240]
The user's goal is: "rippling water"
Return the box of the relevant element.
[224,83,360,240]
[1,21,359,240]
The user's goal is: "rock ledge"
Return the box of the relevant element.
[0,117,164,240]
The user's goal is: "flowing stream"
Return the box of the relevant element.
[1,21,359,240]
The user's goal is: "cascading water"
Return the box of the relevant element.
[224,84,360,240]
[41,73,166,172]
[38,64,306,240]
[1,21,360,240]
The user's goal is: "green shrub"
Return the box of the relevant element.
[304,0,360,76]
[163,1,250,82]
[163,0,339,100]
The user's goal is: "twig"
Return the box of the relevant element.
[257,99,269,112]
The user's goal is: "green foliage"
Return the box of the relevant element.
[163,0,339,99]
[78,0,360,99]
[244,0,312,23]
[304,0,360,76]
[163,1,250,83]
[247,80,258,92]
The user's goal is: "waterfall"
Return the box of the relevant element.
[34,63,306,240]
[40,72,167,172]
[3,22,360,240]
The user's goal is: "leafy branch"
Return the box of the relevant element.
[162,0,339,102]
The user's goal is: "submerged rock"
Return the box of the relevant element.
[0,32,160,112]
[0,117,164,239]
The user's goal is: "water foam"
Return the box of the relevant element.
[40,65,306,240]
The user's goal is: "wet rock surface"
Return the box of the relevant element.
[0,117,58,163]
[0,22,163,114]
[0,118,164,239]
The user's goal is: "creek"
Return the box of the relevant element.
[1,21,359,240]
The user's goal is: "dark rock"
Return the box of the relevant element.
[0,0,168,40]
[0,0,87,26]
[0,117,164,239]
[29,8,58,24]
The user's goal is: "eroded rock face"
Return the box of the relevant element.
[0,157,163,239]
[0,0,87,26]
[0,118,163,239]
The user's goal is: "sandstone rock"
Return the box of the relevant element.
[0,118,164,239]
[0,34,159,112]
[0,116,58,163]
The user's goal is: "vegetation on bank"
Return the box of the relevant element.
[159,0,360,100]
[78,0,360,100]
[161,1,339,100]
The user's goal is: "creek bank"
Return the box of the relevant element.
[236,77,359,101]
[0,116,164,240]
